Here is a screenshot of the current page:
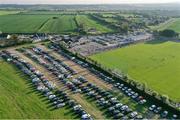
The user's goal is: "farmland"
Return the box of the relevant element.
[0,13,115,34]
[0,60,76,119]
[0,14,51,33]
[1,10,178,34]
[0,14,77,34]
[39,15,78,34]
[0,10,20,15]
[151,18,180,33]
[76,15,114,33]
[90,40,180,102]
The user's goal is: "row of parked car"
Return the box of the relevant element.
[32,47,77,75]
[114,83,146,104]
[48,43,179,119]
[86,83,144,119]
[56,69,143,120]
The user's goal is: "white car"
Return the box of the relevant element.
[130,111,138,118]
[115,103,123,108]
[161,111,168,118]
[81,114,92,120]
[48,94,56,99]
[121,105,128,111]
[56,103,65,108]
[149,105,156,111]
[73,105,82,111]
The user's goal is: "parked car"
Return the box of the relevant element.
[161,111,168,118]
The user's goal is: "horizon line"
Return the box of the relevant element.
[0,2,180,5]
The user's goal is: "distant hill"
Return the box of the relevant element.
[0,3,180,11]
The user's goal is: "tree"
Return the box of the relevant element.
[159,29,179,38]
[122,22,129,34]
[132,81,138,88]
[160,95,169,104]
[142,83,147,92]
[6,34,18,45]
[78,23,87,35]
[11,34,18,40]
[152,91,158,97]
[122,75,128,81]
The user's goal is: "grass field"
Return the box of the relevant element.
[0,15,51,33]
[151,18,180,33]
[0,14,78,34]
[0,60,76,119]
[0,13,115,34]
[76,15,114,33]
[90,40,180,102]
[0,11,20,16]
[104,18,119,23]
[20,11,63,15]
[39,15,78,33]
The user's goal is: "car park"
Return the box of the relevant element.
[2,43,178,120]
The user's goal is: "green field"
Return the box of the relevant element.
[101,14,117,18]
[39,15,78,33]
[104,18,119,23]
[0,10,20,15]
[0,60,76,119]
[90,40,180,102]
[0,14,114,34]
[20,11,63,15]
[0,14,78,34]
[76,15,114,33]
[151,18,180,33]
[0,15,51,33]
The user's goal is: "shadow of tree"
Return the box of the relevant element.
[145,39,169,45]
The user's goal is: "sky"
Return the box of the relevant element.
[0,0,180,4]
